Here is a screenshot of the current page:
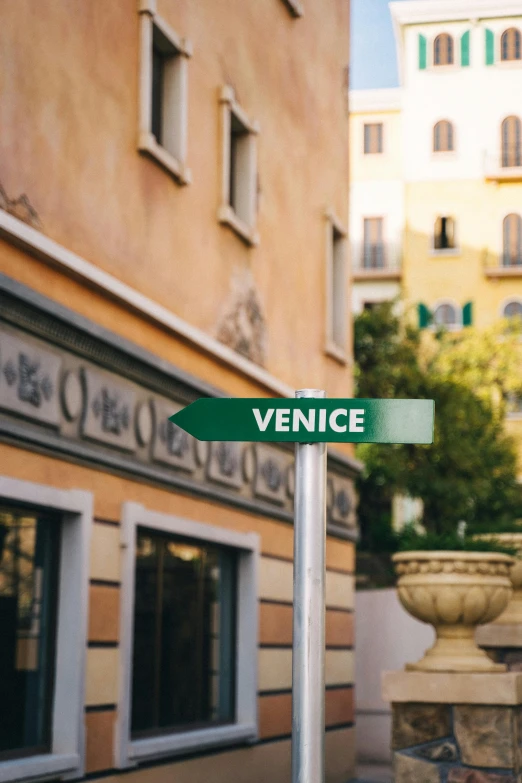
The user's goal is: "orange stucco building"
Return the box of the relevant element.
[0,2,357,782]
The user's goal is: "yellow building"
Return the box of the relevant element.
[351,0,522,465]
[0,2,357,783]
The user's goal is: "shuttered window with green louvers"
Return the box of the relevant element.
[485,29,495,65]
[419,34,427,69]
[461,31,470,66]
[463,301,473,327]
[418,303,431,329]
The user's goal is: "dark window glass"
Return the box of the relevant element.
[363,123,383,154]
[501,116,522,168]
[433,120,454,152]
[503,214,522,266]
[151,44,165,144]
[434,216,456,250]
[434,33,454,66]
[362,217,385,268]
[433,303,458,327]
[131,528,237,737]
[504,301,522,318]
[229,113,249,214]
[0,508,60,760]
[501,28,522,61]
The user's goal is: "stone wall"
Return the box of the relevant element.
[383,672,522,783]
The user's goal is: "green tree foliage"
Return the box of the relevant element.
[354,303,521,548]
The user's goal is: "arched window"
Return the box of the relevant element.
[501,116,522,167]
[433,120,454,152]
[503,214,522,266]
[433,34,454,66]
[501,28,522,61]
[433,303,459,327]
[503,300,522,318]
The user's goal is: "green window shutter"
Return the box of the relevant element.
[485,29,495,65]
[419,34,427,70]
[461,31,470,66]
[418,303,431,329]
[463,301,473,326]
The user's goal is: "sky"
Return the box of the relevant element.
[350,0,401,90]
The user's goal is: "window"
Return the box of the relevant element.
[138,4,191,184]
[363,123,383,154]
[325,212,347,360]
[503,300,522,318]
[503,214,522,266]
[434,216,456,251]
[0,477,92,783]
[433,303,459,328]
[218,87,259,246]
[117,503,258,766]
[502,116,522,168]
[131,529,236,736]
[501,28,522,61]
[363,217,385,268]
[280,0,303,17]
[433,33,454,66]
[433,120,454,152]
[0,508,59,761]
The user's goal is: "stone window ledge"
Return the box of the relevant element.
[138,132,191,185]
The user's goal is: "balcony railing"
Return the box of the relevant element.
[483,249,522,277]
[351,243,402,280]
[484,146,522,181]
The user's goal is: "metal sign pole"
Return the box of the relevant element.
[292,389,327,783]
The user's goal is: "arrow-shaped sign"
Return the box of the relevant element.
[169,398,434,444]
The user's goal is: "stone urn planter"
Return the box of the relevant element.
[476,533,522,625]
[393,551,514,672]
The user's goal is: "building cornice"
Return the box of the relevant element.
[390,0,522,26]
[0,209,294,398]
[349,88,402,114]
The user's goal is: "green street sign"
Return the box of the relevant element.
[169,398,434,444]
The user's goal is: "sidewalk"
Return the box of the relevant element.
[351,763,393,783]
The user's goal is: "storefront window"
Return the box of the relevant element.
[0,507,60,760]
[131,528,237,736]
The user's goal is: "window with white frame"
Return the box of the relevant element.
[116,503,259,766]
[0,477,92,783]
[325,212,347,361]
[503,299,522,319]
[138,2,191,184]
[218,87,259,246]
[433,302,460,329]
[433,216,457,251]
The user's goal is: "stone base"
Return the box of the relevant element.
[477,623,522,650]
[383,671,522,783]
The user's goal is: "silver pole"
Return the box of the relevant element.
[292,388,327,783]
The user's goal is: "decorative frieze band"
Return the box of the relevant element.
[0,323,357,534]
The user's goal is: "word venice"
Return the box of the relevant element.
[170,392,434,783]
[169,397,434,444]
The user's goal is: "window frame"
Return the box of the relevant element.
[363,123,383,155]
[218,86,260,247]
[433,120,455,154]
[138,1,192,185]
[116,502,259,768]
[501,116,522,168]
[433,33,454,67]
[431,300,462,331]
[502,298,522,319]
[502,213,522,266]
[431,215,459,255]
[325,210,348,364]
[501,27,522,62]
[0,477,92,783]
